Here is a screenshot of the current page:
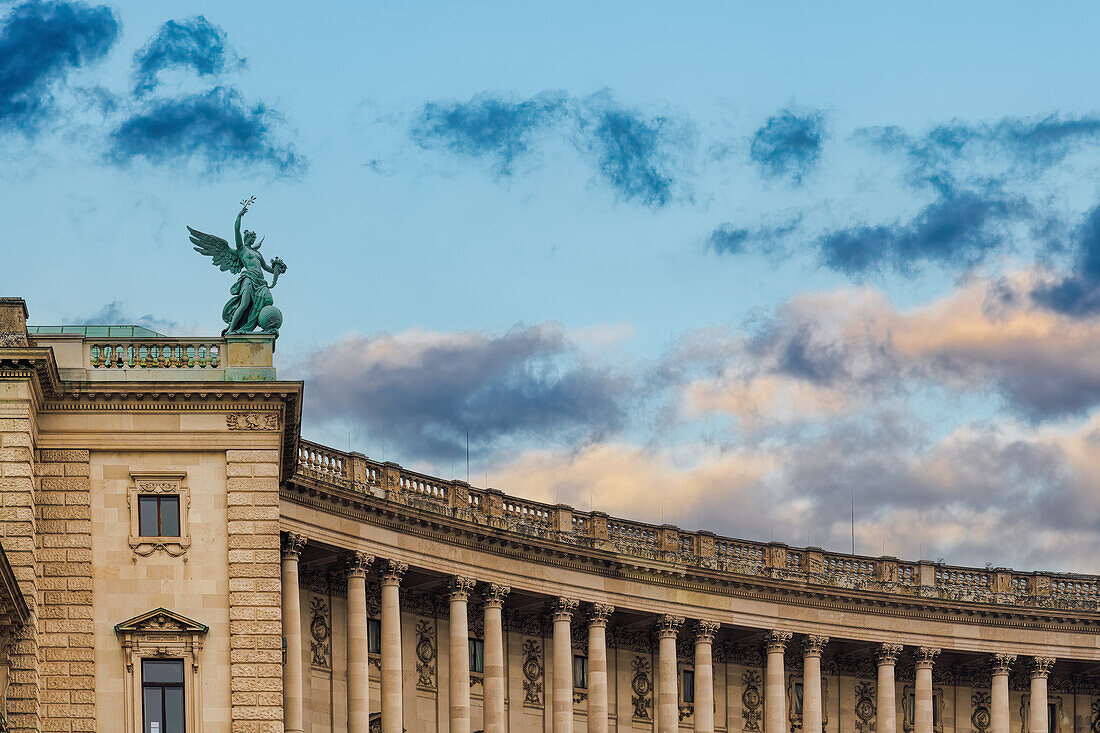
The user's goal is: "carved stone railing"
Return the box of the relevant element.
[290,439,1100,611]
[88,340,223,369]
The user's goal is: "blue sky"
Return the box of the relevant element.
[6,0,1100,571]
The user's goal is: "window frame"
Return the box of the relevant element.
[128,472,191,558]
[469,638,485,674]
[367,618,382,655]
[682,668,695,704]
[573,654,588,690]
[116,608,207,733]
[142,658,186,733]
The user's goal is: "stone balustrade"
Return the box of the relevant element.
[293,438,1100,611]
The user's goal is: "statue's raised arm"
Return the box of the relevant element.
[188,196,286,337]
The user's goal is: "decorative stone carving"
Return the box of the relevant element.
[971,691,991,733]
[415,620,437,690]
[803,635,829,656]
[346,551,373,574]
[631,655,653,720]
[226,412,280,430]
[696,620,720,643]
[656,614,684,639]
[379,559,408,584]
[725,642,765,667]
[588,603,614,627]
[446,575,476,600]
[309,597,330,668]
[855,681,877,733]
[551,597,579,620]
[281,532,306,559]
[742,669,764,732]
[767,630,793,653]
[127,472,191,560]
[876,643,904,665]
[992,653,1017,674]
[1089,699,1100,733]
[915,647,941,668]
[610,626,653,654]
[483,584,510,607]
[1031,657,1056,678]
[522,639,544,706]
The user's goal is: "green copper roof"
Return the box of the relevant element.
[28,325,167,338]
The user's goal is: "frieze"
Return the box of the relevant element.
[723,641,765,668]
[742,669,763,732]
[226,412,280,430]
[609,625,654,654]
[415,620,437,690]
[971,691,991,733]
[522,639,544,707]
[631,655,653,720]
[504,609,545,637]
[855,681,876,733]
[309,597,331,668]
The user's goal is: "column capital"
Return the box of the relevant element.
[765,630,793,653]
[876,643,904,665]
[551,596,579,621]
[281,532,307,559]
[694,620,720,643]
[991,653,1017,675]
[446,575,476,601]
[345,550,374,576]
[378,559,408,585]
[482,583,510,608]
[915,647,940,669]
[1030,657,1055,678]
[656,614,684,639]
[803,635,829,657]
[588,603,614,627]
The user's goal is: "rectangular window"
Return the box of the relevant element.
[469,639,484,673]
[793,681,804,715]
[138,495,180,537]
[907,693,941,727]
[367,619,381,655]
[573,655,588,689]
[683,669,695,703]
[142,658,185,733]
[1048,703,1057,733]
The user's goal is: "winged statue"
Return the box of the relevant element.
[188,196,287,337]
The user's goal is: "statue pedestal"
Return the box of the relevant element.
[224,334,276,381]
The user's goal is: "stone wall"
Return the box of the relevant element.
[34,449,93,732]
[226,448,284,732]
[0,381,39,732]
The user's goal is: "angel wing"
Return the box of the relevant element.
[187,226,243,273]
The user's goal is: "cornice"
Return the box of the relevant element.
[0,346,62,399]
[282,477,1100,636]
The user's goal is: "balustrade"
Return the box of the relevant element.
[89,340,222,369]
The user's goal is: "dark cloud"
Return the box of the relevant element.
[300,323,629,461]
[860,114,1100,194]
[575,92,693,208]
[410,91,568,176]
[706,216,801,257]
[817,188,1030,275]
[132,15,244,96]
[410,90,693,207]
[750,107,827,184]
[1032,203,1100,316]
[0,0,119,133]
[108,86,303,176]
[71,300,180,335]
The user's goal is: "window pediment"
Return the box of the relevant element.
[114,607,208,636]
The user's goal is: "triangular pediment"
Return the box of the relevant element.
[114,607,208,635]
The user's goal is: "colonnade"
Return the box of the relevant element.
[280,535,1059,733]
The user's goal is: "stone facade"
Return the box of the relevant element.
[2,296,1100,733]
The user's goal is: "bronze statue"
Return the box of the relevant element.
[188,196,287,336]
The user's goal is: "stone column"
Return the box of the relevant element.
[1030,658,1055,733]
[876,644,903,733]
[991,653,1015,733]
[280,533,307,733]
[694,621,720,733]
[765,631,792,733]
[588,604,614,733]
[380,560,408,733]
[914,648,940,733]
[657,615,685,733]
[346,552,374,733]
[483,584,510,733]
[552,598,580,733]
[802,636,828,733]
[448,576,476,733]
